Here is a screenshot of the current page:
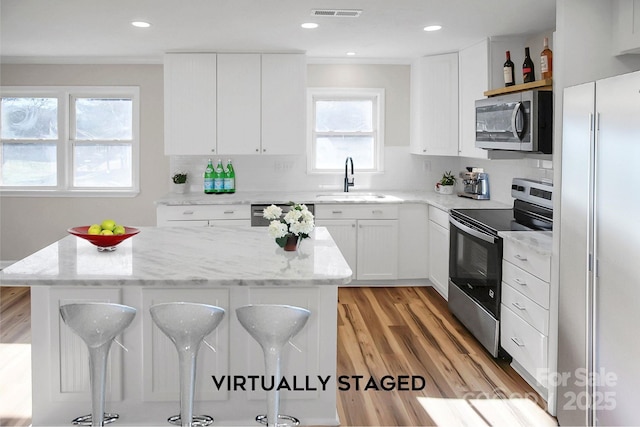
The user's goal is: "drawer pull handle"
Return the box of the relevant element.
[332,210,343,214]
[511,337,525,347]
[224,210,235,214]
[512,302,526,310]
[514,278,527,286]
[182,210,194,215]
[514,254,528,261]
[372,209,383,214]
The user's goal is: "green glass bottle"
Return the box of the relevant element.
[224,159,235,193]
[204,159,215,194]
[213,159,224,194]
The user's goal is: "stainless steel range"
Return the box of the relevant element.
[447,178,553,357]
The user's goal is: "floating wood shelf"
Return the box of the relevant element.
[484,79,553,97]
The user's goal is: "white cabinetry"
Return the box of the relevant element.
[315,204,398,281]
[164,53,217,155]
[157,205,250,227]
[164,53,306,156]
[613,0,640,55]
[427,206,449,298]
[398,204,429,279]
[410,53,459,156]
[500,238,550,397]
[216,54,261,154]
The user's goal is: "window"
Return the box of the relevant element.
[0,86,139,196]
[307,88,384,173]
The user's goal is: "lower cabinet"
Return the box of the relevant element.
[500,238,551,398]
[428,206,450,298]
[157,204,250,227]
[315,204,399,281]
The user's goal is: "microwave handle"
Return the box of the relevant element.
[511,102,525,140]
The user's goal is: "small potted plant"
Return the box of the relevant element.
[171,172,188,193]
[262,202,315,251]
[435,171,456,195]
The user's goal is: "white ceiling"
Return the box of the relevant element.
[0,0,556,64]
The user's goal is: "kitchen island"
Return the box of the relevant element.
[0,226,351,426]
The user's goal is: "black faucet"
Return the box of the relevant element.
[344,157,354,192]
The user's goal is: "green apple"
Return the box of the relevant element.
[101,219,116,231]
[113,225,126,236]
[100,229,114,236]
[87,224,102,235]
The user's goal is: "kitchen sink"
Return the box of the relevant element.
[315,192,401,202]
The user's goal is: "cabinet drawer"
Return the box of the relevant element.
[314,204,398,220]
[503,240,550,282]
[500,304,548,379]
[502,261,550,309]
[157,205,249,222]
[428,205,449,229]
[501,283,549,335]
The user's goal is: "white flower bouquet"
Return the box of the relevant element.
[263,202,315,248]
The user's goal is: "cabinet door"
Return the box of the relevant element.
[261,54,306,155]
[428,220,449,298]
[316,219,357,277]
[217,54,262,155]
[410,53,459,156]
[357,219,398,281]
[398,204,429,279]
[458,39,490,159]
[613,0,640,55]
[164,53,217,155]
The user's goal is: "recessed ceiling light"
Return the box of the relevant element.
[131,21,151,28]
[346,52,356,56]
[423,25,442,32]
[301,22,319,29]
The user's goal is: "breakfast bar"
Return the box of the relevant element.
[0,226,352,426]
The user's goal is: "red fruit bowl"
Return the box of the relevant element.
[68,226,140,251]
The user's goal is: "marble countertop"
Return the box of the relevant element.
[498,230,553,256]
[0,226,352,287]
[155,189,512,212]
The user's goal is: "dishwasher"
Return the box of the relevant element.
[250,203,315,226]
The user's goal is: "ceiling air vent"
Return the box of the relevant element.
[311,9,363,18]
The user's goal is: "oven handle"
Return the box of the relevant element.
[449,216,496,244]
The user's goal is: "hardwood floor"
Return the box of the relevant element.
[0,286,558,426]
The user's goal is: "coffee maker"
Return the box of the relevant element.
[458,168,490,200]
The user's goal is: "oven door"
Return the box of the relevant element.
[448,215,503,318]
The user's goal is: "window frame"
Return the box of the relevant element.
[306,87,385,174]
[0,86,140,197]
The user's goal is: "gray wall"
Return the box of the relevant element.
[0,64,167,261]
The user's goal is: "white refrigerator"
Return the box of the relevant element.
[558,70,640,426]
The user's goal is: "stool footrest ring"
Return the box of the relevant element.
[72,413,119,425]
[256,414,300,426]
[167,414,214,426]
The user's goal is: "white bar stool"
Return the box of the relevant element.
[150,302,225,427]
[236,304,311,427]
[59,303,137,427]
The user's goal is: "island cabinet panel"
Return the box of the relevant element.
[141,288,230,402]
[48,287,125,401]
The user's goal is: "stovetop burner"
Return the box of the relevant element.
[451,208,515,234]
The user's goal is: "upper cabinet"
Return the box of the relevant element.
[164,53,217,155]
[613,0,640,55]
[164,53,306,156]
[410,53,459,156]
[458,39,490,159]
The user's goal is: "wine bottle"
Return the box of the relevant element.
[522,47,535,83]
[540,37,553,80]
[213,159,224,194]
[503,51,515,87]
[224,159,235,193]
[204,159,215,194]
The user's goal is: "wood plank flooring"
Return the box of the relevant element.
[0,286,558,426]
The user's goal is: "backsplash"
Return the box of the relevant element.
[169,148,552,205]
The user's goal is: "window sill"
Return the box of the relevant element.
[0,189,140,198]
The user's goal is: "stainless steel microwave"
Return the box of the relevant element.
[475,90,553,154]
